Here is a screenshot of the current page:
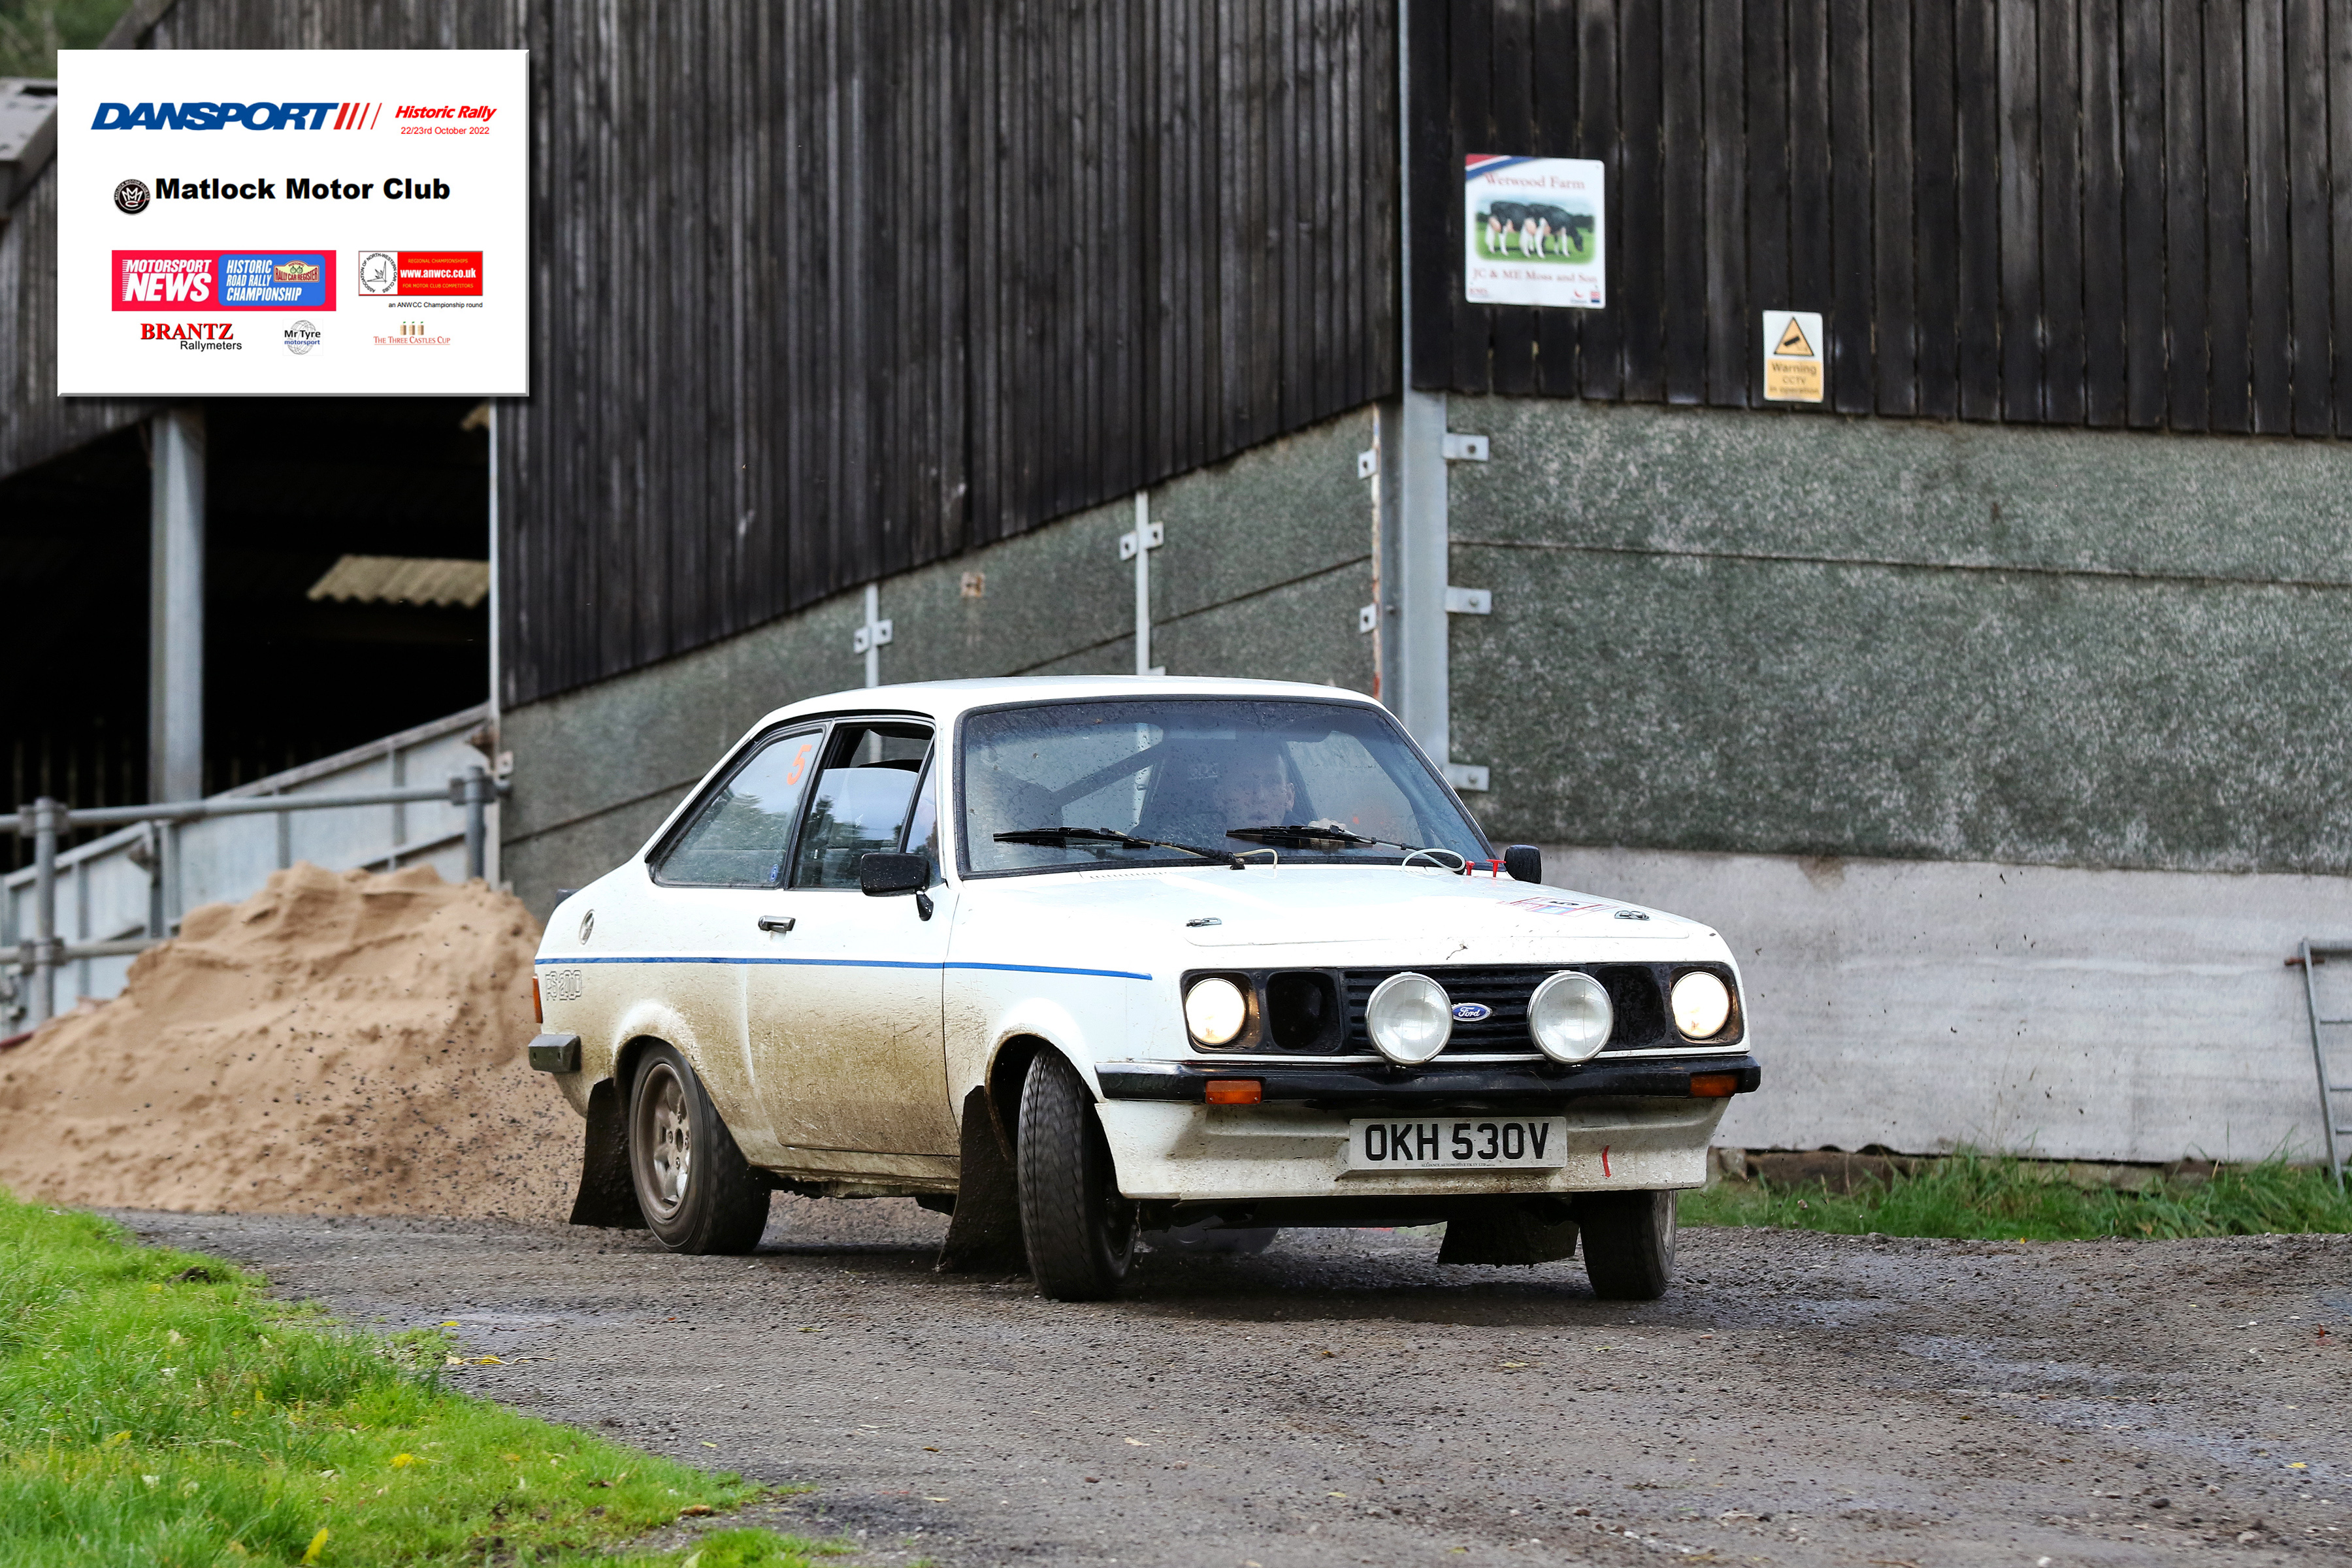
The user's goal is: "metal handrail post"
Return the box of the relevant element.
[30,797,59,1024]
[461,764,489,881]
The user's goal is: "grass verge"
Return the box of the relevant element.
[1680,1152,2352,1240]
[0,1192,826,1567]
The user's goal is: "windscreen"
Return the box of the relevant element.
[959,699,1490,876]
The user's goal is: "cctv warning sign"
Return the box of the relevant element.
[1762,310,1824,402]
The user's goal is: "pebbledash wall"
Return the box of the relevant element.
[502,397,2352,1168]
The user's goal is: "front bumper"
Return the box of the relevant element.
[1098,1054,1760,1109]
[1093,1057,1752,1202]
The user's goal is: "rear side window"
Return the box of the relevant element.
[789,721,934,889]
[653,727,824,887]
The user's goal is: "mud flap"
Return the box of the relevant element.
[1437,1200,1579,1266]
[936,1086,1024,1271]
[568,1077,647,1230]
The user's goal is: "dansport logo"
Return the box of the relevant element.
[90,101,493,131]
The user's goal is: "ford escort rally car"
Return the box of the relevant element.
[527,676,1759,1301]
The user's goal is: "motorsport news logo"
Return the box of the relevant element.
[89,101,497,130]
[113,251,335,310]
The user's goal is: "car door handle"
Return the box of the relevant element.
[757,916,796,934]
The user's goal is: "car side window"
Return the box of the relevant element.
[652,727,825,887]
[789,722,934,889]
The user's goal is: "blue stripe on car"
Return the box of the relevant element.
[534,955,1152,981]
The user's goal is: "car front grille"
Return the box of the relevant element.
[1337,962,1739,1057]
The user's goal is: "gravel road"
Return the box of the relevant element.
[118,1202,2349,1567]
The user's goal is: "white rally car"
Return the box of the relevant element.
[527,676,1757,1300]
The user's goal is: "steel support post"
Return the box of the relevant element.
[463,766,490,881]
[149,407,206,804]
[29,796,59,1025]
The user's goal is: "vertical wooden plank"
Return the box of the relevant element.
[1533,0,1583,396]
[2287,0,2330,434]
[2112,0,2163,429]
[2165,0,2208,428]
[1955,0,2001,417]
[1704,0,1748,404]
[1450,0,1497,392]
[1408,0,1457,389]
[1619,0,1669,398]
[1872,0,1915,414]
[1490,0,1541,394]
[1789,0,1833,335]
[2039,0,2085,423]
[1746,0,1791,409]
[1997,0,2041,420]
[2246,0,2292,432]
[1576,0,1624,398]
[1662,0,1708,400]
[2206,0,2251,431]
[2332,0,2352,433]
[1827,0,1871,412]
[2080,0,2127,427]
[1914,0,1961,417]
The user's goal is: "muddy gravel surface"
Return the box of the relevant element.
[116,1202,2350,1567]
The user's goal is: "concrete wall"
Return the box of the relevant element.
[503,392,2352,1163]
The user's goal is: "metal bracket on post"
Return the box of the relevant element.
[1443,764,1490,793]
[1442,433,1490,462]
[1120,493,1166,676]
[1445,587,1492,615]
[853,583,893,688]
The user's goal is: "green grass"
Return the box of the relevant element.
[0,1192,828,1567]
[1681,1152,2352,1241]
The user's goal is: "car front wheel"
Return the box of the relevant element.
[627,1044,770,1255]
[1015,1051,1138,1299]
[1578,1188,1678,1299]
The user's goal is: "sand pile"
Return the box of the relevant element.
[0,862,580,1220]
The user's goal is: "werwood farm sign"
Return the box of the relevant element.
[55,50,527,395]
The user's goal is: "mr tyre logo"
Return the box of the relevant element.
[284,320,320,355]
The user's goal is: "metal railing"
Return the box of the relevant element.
[4,766,504,1030]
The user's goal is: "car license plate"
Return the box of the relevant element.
[1345,1117,1569,1170]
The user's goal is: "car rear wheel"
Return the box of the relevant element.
[1578,1188,1678,1299]
[1015,1051,1138,1299]
[627,1044,769,1255]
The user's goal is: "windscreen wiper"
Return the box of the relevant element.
[994,825,1249,870]
[1226,823,1469,870]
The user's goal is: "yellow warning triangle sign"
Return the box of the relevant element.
[1773,316,1816,357]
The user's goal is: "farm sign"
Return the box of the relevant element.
[55,49,528,395]
[1463,155,1605,310]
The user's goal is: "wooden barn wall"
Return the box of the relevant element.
[0,169,153,482]
[1414,0,2352,434]
[505,0,1396,708]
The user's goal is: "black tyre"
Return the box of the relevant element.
[1578,1189,1678,1299]
[627,1043,770,1255]
[1015,1051,1138,1300]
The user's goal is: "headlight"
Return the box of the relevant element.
[1670,970,1733,1039]
[1184,977,1249,1045]
[1527,970,1613,1062]
[1365,972,1452,1064]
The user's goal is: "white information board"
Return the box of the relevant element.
[56,49,528,395]
[1463,155,1605,309]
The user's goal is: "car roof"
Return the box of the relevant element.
[745,674,1390,733]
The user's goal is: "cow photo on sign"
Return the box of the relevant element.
[1463,154,1606,308]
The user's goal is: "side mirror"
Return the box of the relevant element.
[858,851,930,896]
[1504,844,1542,884]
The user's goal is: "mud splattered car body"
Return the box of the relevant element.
[530,676,1759,1298]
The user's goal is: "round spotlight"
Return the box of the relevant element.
[1527,970,1614,1062]
[1365,972,1452,1064]
[1184,977,1249,1046]
[1669,970,1734,1039]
